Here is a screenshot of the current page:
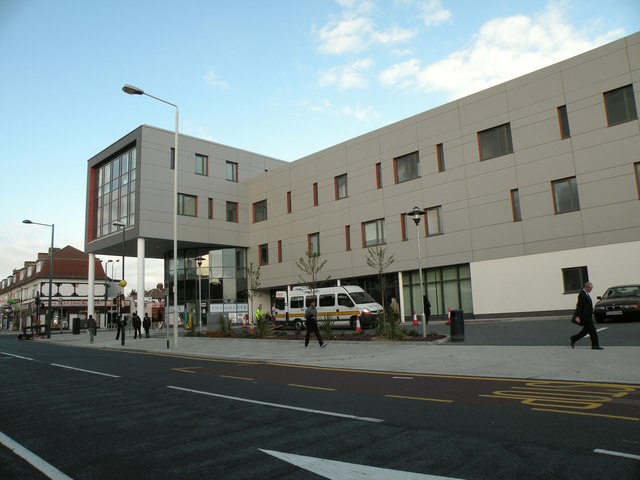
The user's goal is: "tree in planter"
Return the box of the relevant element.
[295,252,331,294]
[246,262,270,337]
[365,245,395,337]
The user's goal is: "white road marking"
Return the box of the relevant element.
[0,431,73,480]
[596,327,608,332]
[167,386,383,423]
[392,376,414,380]
[50,364,120,378]
[259,449,464,479]
[1,352,35,361]
[594,448,640,461]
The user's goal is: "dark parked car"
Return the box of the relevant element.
[594,285,640,323]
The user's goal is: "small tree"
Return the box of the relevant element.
[295,252,331,294]
[365,246,395,336]
[246,262,261,332]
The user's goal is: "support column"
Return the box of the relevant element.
[88,253,96,320]
[397,271,405,322]
[136,238,145,317]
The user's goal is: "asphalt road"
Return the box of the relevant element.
[0,334,638,479]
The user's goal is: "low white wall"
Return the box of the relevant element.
[470,241,640,315]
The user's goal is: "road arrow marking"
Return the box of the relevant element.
[259,449,464,479]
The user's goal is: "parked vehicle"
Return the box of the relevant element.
[273,286,382,330]
[594,284,640,323]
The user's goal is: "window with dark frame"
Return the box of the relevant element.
[286,191,292,214]
[562,266,589,294]
[208,198,214,219]
[436,143,445,172]
[226,201,238,222]
[345,225,351,251]
[259,244,269,266]
[604,84,638,126]
[552,177,580,214]
[394,151,420,183]
[226,161,238,182]
[375,162,382,189]
[335,174,348,200]
[308,233,320,256]
[362,218,385,247]
[635,162,640,199]
[178,193,197,217]
[195,154,208,176]
[557,105,570,139]
[510,189,521,221]
[170,147,175,170]
[277,240,282,263]
[313,182,318,206]
[253,199,267,223]
[478,123,514,161]
[401,213,408,241]
[426,206,442,236]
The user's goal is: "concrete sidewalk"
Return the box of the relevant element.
[9,327,640,385]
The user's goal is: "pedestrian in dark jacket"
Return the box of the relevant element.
[133,312,142,339]
[87,315,97,344]
[570,282,603,350]
[304,300,326,349]
[143,313,151,338]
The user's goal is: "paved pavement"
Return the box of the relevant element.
[5,322,640,385]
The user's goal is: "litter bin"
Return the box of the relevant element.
[450,310,464,342]
[72,317,81,335]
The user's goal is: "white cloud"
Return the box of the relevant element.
[379,1,625,99]
[419,0,452,27]
[317,58,374,90]
[204,69,230,90]
[339,105,380,122]
[298,99,379,122]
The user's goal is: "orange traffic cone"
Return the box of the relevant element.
[412,310,419,326]
[447,308,451,325]
[355,315,362,334]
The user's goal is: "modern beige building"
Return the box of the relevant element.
[85,32,640,322]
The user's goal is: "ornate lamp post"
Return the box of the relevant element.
[408,207,427,338]
[195,256,204,334]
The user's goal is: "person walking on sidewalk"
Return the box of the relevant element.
[143,313,151,338]
[570,282,603,350]
[87,315,97,344]
[132,312,142,339]
[304,300,326,349]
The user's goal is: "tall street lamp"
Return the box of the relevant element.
[22,219,54,338]
[123,83,179,350]
[195,256,204,335]
[112,222,127,323]
[408,207,427,338]
[105,259,113,328]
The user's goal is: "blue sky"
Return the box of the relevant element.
[1,0,638,291]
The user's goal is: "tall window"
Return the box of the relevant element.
[345,225,351,251]
[286,191,292,214]
[208,198,214,219]
[510,189,521,222]
[253,199,267,223]
[259,244,269,266]
[557,105,570,139]
[335,174,348,199]
[308,233,320,255]
[604,84,638,126]
[375,162,382,189]
[226,201,238,222]
[478,123,513,161]
[226,161,238,182]
[178,193,197,217]
[313,183,318,206]
[170,147,175,170]
[401,213,408,241]
[362,219,385,247]
[195,154,208,176]
[277,240,282,263]
[552,177,580,214]
[93,146,137,238]
[562,266,588,294]
[394,151,420,183]
[436,143,445,172]
[426,206,442,236]
[635,162,640,199]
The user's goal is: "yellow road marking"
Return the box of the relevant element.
[220,375,254,381]
[288,384,336,392]
[385,394,453,403]
[532,408,639,422]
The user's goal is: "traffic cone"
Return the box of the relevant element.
[447,308,451,325]
[355,315,362,334]
[412,310,419,326]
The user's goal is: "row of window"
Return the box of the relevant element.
[171,148,239,182]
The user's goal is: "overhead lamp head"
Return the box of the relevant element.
[22,219,33,224]
[122,84,144,95]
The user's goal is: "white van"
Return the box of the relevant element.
[273,286,383,330]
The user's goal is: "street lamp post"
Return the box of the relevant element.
[112,222,126,327]
[22,219,54,338]
[105,259,113,328]
[123,83,179,350]
[195,256,204,335]
[408,207,427,338]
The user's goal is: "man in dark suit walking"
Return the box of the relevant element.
[570,282,603,350]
